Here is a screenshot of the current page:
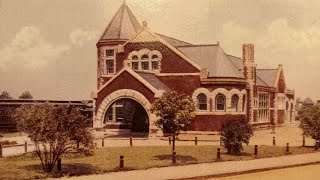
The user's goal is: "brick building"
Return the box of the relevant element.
[93,2,295,136]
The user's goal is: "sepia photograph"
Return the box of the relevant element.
[0,0,320,179]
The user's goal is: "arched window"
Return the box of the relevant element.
[132,55,138,60]
[216,94,226,111]
[128,50,162,72]
[231,94,239,111]
[197,93,207,110]
[242,95,246,112]
[141,54,149,60]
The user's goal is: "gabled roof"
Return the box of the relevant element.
[177,45,244,78]
[256,69,278,87]
[156,33,192,47]
[256,75,269,87]
[99,1,142,41]
[227,55,243,71]
[124,26,201,71]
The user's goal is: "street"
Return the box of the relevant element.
[212,164,320,180]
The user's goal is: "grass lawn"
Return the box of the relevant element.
[0,145,318,180]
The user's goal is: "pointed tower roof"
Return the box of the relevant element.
[99,1,142,41]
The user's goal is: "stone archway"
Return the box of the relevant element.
[94,89,159,135]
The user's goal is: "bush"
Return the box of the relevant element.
[298,105,320,141]
[220,119,253,155]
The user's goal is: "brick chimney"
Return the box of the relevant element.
[243,44,256,84]
[242,44,256,123]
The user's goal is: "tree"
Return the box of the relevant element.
[220,119,254,155]
[0,91,13,99]
[19,91,33,99]
[151,91,196,135]
[298,105,320,142]
[14,103,94,172]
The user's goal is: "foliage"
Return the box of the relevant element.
[19,91,33,99]
[150,91,196,135]
[0,91,13,99]
[220,119,254,155]
[298,105,320,141]
[14,103,94,172]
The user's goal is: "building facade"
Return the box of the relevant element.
[93,2,295,136]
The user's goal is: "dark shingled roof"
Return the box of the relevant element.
[99,2,142,40]
[256,69,278,87]
[177,45,244,78]
[136,72,170,91]
[156,33,192,47]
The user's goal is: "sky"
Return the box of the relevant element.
[0,0,320,100]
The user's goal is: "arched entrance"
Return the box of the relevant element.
[104,98,149,132]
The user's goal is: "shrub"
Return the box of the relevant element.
[298,105,320,141]
[220,119,253,155]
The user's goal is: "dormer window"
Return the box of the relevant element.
[127,49,162,72]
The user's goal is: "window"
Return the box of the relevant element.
[106,50,115,57]
[128,50,162,72]
[231,94,239,111]
[106,60,114,74]
[141,61,149,70]
[258,92,269,122]
[141,54,149,60]
[152,61,159,70]
[242,95,246,112]
[132,62,139,70]
[216,94,226,111]
[197,93,207,110]
[104,49,115,75]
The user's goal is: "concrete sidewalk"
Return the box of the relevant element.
[60,152,320,180]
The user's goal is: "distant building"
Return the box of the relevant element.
[92,2,295,136]
[0,99,93,132]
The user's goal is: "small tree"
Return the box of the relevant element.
[14,103,94,172]
[19,91,33,99]
[151,91,196,136]
[0,91,13,99]
[298,105,320,142]
[220,119,253,155]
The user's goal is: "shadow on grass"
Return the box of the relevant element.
[153,154,198,163]
[23,163,103,178]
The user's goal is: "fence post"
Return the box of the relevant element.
[315,141,319,150]
[216,148,221,160]
[195,136,198,145]
[254,145,258,158]
[130,137,133,146]
[0,143,2,158]
[172,135,176,151]
[273,137,276,146]
[169,136,171,145]
[120,155,124,169]
[220,137,223,146]
[286,143,290,154]
[172,151,176,164]
[302,136,305,147]
[24,142,28,153]
[102,138,105,147]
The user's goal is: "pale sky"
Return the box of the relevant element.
[0,0,320,100]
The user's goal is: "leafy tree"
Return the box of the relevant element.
[298,105,320,142]
[19,91,33,99]
[0,91,13,99]
[14,103,94,172]
[220,119,254,155]
[151,91,196,135]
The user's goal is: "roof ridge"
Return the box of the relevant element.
[155,33,192,45]
[217,46,243,77]
[227,54,242,60]
[176,44,218,48]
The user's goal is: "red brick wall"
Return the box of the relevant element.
[96,71,155,112]
[189,114,247,131]
[117,42,200,74]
